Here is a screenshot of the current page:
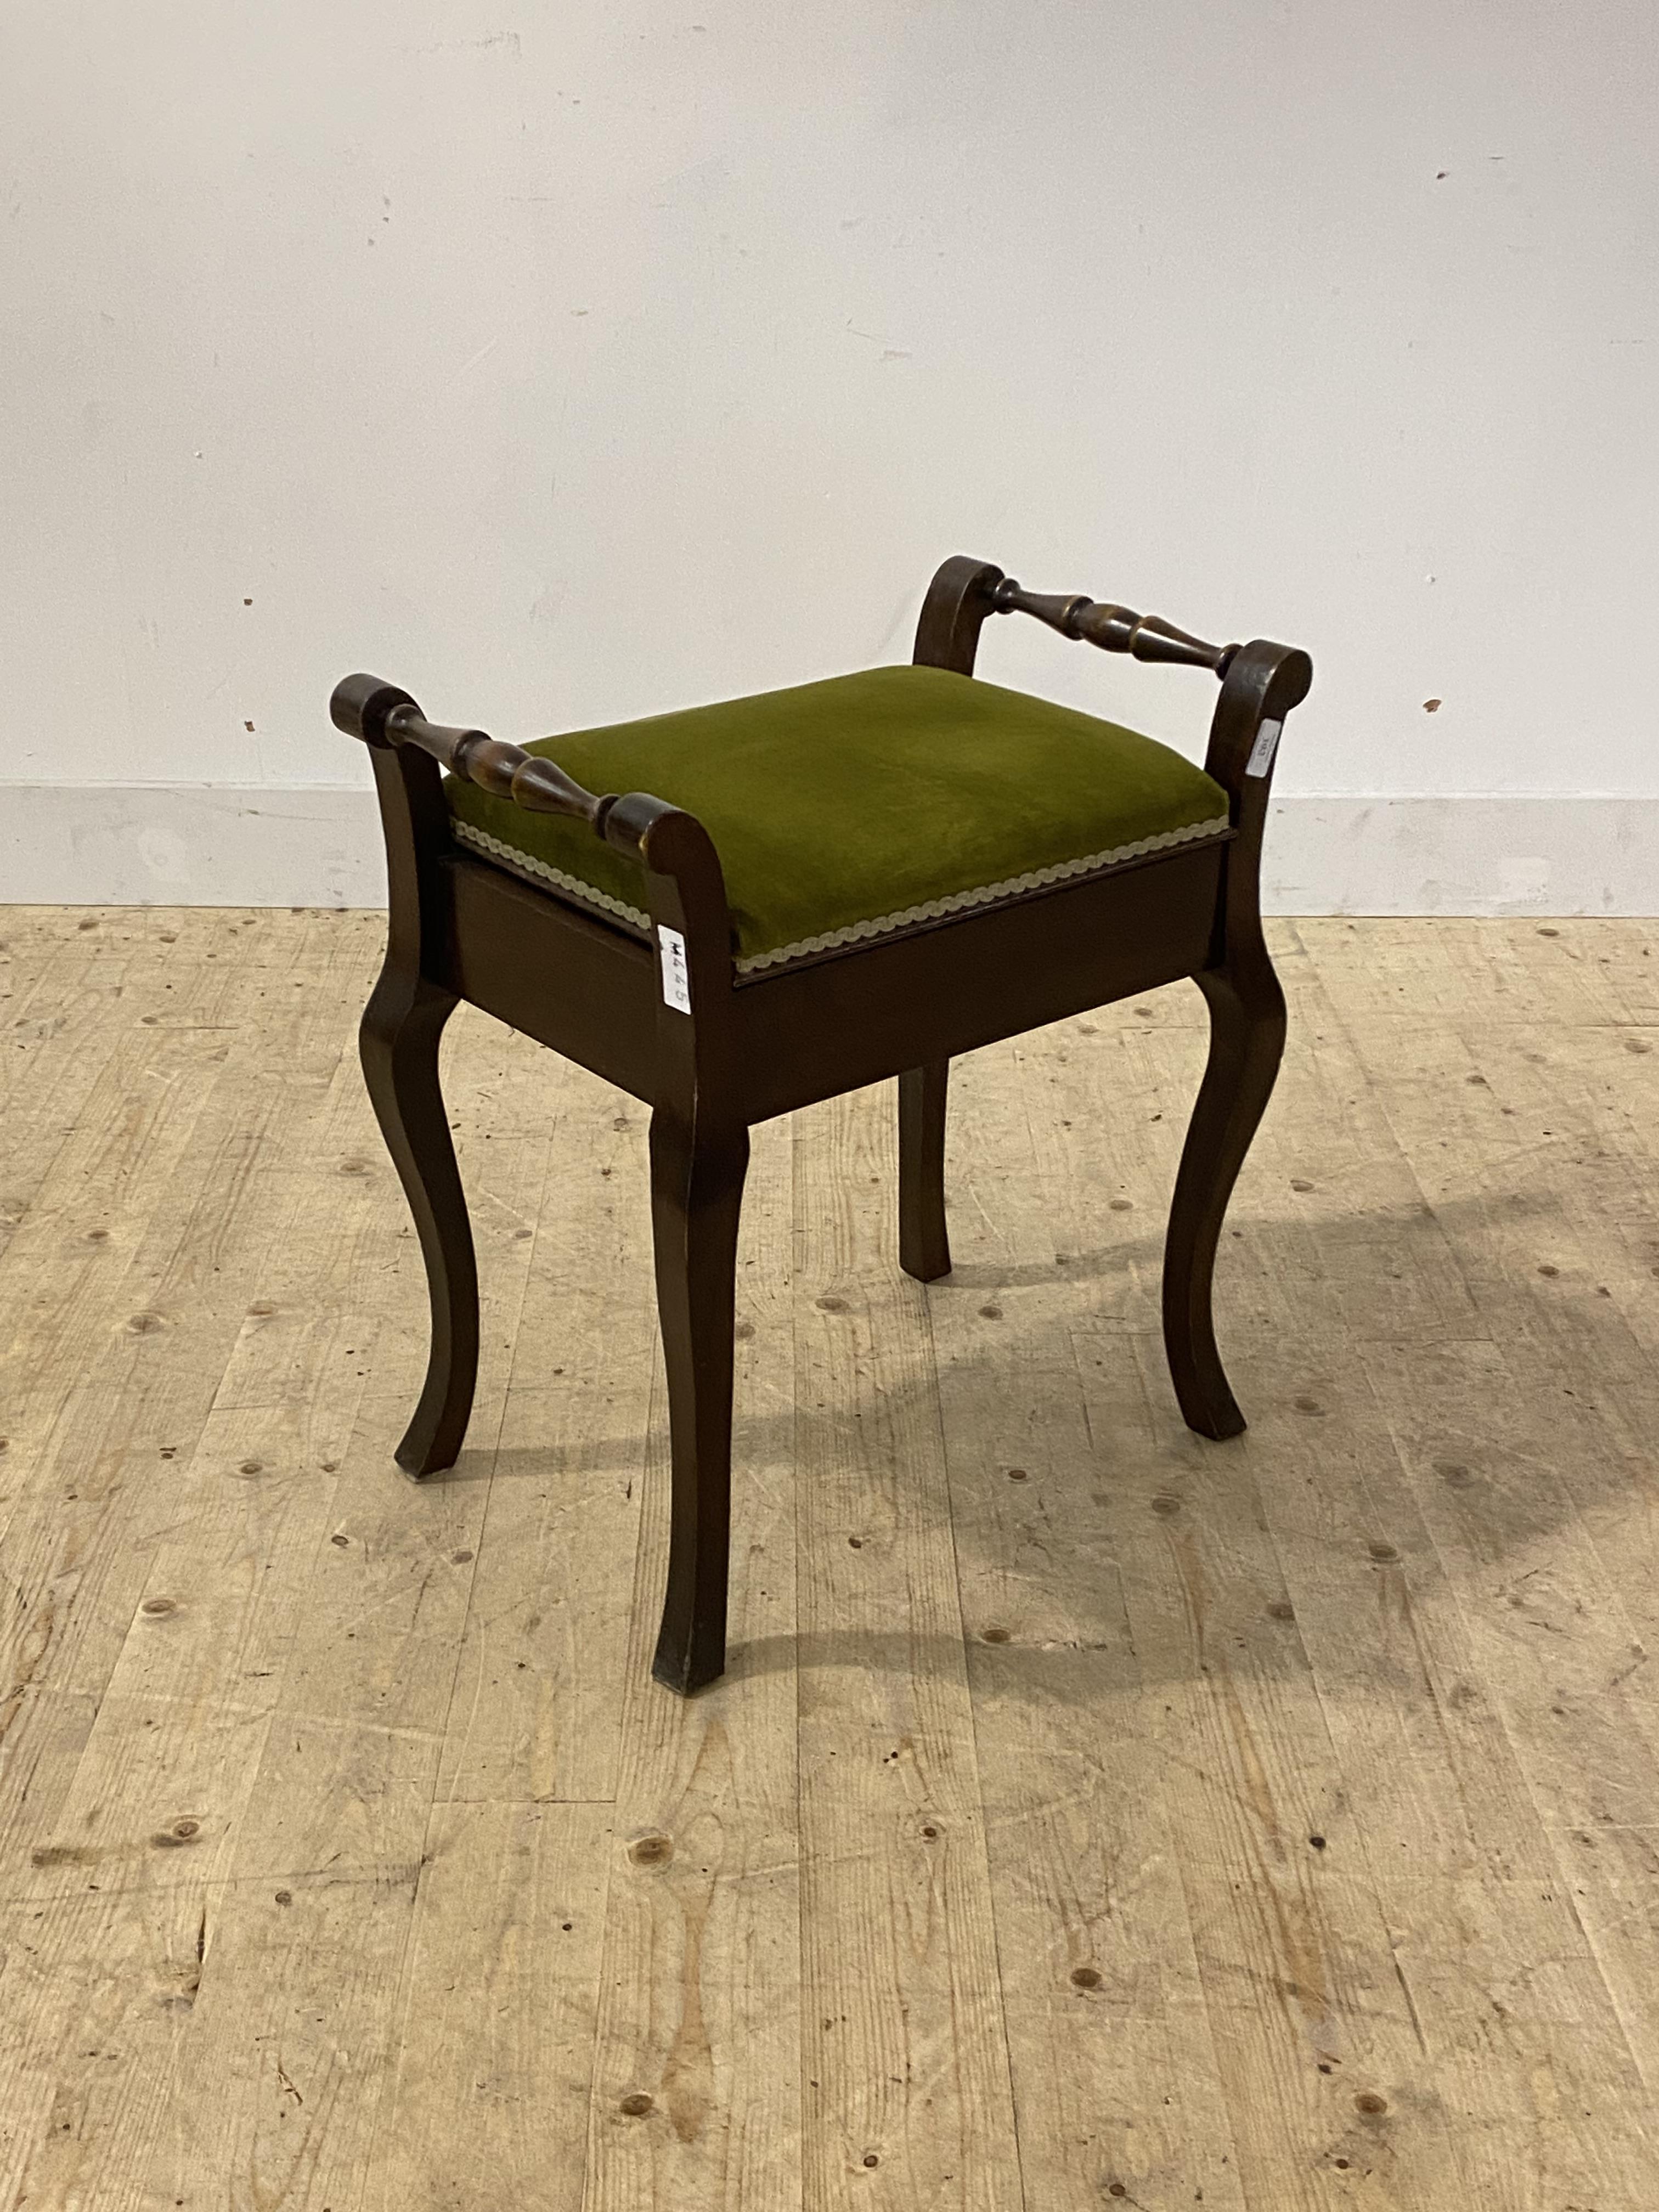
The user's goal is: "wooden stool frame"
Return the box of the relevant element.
[333,556,1312,1694]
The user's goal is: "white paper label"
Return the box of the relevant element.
[658,926,692,1013]
[1245,718,1283,778]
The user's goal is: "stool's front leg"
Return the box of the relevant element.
[616,799,749,1695]
[648,1110,749,1693]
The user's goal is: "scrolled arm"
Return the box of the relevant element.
[330,673,668,859]
[990,577,1239,677]
[1204,637,1312,799]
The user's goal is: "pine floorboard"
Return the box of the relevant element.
[1,908,1656,2208]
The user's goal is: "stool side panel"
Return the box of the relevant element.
[734,842,1227,1124]
[436,855,659,1104]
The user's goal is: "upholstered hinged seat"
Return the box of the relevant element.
[444,664,1230,973]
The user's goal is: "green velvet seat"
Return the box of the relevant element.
[445,663,1230,974]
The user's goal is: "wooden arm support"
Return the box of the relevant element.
[1204,637,1313,799]
[915,556,1310,822]
[330,672,668,859]
[991,578,1239,677]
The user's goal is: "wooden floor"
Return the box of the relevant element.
[2,909,1658,2209]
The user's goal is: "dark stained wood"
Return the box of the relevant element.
[898,1062,951,1282]
[899,552,1001,1280]
[342,555,1313,1691]
[647,1113,749,1694]
[1162,964,1284,1438]
[432,838,1227,1125]
[358,734,479,1476]
[1202,637,1313,809]
[731,841,1226,1125]
[911,554,1005,674]
[437,855,657,1102]
[897,550,1255,1300]
[630,803,749,1693]
[330,674,677,854]
[1162,637,1312,1434]
[992,577,1239,674]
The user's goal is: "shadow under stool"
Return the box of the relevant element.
[332,555,1312,1693]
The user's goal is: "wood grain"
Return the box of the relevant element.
[369,1800,613,2212]
[929,1039,1246,2209]
[584,1111,800,2210]
[792,1090,1022,2212]
[3,912,1658,2207]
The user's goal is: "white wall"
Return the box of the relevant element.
[3,1,1656,909]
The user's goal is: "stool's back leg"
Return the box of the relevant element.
[1161,959,1284,1438]
[898,1060,952,1281]
[896,557,1003,1286]
[648,1110,749,1694]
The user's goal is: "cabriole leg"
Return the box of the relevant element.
[1161,959,1285,1438]
[648,1109,749,1694]
[360,967,479,1476]
[898,1060,951,1282]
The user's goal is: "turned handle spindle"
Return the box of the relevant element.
[991,579,1237,677]
[329,673,670,854]
[385,707,619,832]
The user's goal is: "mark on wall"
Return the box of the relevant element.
[411,31,522,58]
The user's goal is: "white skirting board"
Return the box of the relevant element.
[2,784,1657,916]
